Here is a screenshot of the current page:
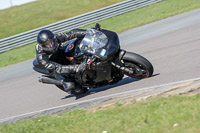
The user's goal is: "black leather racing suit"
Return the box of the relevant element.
[35,29,86,92]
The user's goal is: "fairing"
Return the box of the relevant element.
[74,28,120,60]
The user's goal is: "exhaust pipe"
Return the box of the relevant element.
[38,76,62,86]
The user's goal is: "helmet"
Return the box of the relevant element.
[37,30,58,53]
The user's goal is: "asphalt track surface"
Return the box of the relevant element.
[0,8,200,121]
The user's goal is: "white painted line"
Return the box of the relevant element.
[1,77,200,123]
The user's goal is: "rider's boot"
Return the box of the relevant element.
[61,80,75,94]
[53,72,75,94]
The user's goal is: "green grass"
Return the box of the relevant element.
[0,43,35,67]
[1,94,200,133]
[1,0,200,68]
[84,0,200,33]
[0,0,124,39]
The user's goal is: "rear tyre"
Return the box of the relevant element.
[122,52,154,79]
[56,85,65,91]
[56,85,88,95]
[71,86,88,95]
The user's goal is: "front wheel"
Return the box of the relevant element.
[122,52,154,79]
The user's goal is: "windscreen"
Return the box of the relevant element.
[79,28,108,58]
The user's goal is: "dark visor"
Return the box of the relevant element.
[44,39,54,48]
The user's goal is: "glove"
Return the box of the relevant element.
[74,62,88,84]
[76,62,87,73]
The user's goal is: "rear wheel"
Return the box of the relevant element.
[122,52,154,79]
[71,87,88,95]
[56,85,88,95]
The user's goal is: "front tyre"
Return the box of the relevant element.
[122,52,154,79]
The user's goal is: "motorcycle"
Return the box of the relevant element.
[33,24,154,95]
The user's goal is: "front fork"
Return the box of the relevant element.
[112,49,134,74]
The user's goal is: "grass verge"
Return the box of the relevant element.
[0,0,200,67]
[0,0,124,39]
[0,43,35,67]
[1,94,200,133]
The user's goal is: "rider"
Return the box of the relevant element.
[35,29,86,94]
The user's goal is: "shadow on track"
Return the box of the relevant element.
[61,73,160,100]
